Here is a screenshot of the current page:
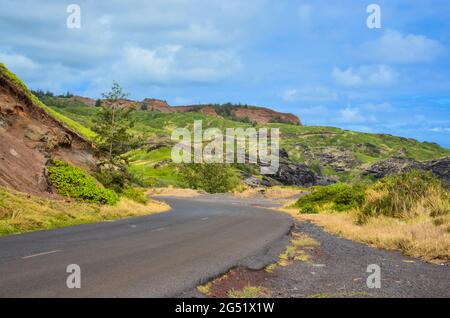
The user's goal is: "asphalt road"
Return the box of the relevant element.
[0,195,292,297]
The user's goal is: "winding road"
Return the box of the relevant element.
[0,195,292,297]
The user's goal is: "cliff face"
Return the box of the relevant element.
[0,67,95,196]
[231,107,301,125]
[101,97,302,125]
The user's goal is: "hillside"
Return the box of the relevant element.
[47,94,301,125]
[0,64,96,196]
[39,94,450,187]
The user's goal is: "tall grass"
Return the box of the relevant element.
[358,170,449,223]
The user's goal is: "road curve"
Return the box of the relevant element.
[0,195,293,297]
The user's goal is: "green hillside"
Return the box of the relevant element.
[39,95,450,186]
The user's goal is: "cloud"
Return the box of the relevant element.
[360,30,445,63]
[339,107,364,123]
[280,86,341,102]
[361,102,393,112]
[0,51,40,74]
[430,127,450,133]
[332,65,398,88]
[111,45,242,84]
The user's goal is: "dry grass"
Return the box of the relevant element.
[0,187,170,236]
[297,212,450,264]
[227,286,266,298]
[146,186,201,197]
[234,186,305,204]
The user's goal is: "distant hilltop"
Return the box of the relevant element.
[68,95,302,125]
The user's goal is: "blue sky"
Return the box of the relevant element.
[1,0,449,147]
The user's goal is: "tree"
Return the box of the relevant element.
[179,163,239,193]
[95,99,102,107]
[92,82,135,162]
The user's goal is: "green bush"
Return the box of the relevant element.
[93,169,128,194]
[122,187,148,204]
[299,202,318,214]
[295,183,365,213]
[48,160,119,205]
[179,163,239,193]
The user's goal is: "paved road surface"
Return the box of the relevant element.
[0,195,292,297]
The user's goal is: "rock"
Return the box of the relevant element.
[304,147,359,172]
[363,156,421,179]
[273,162,317,187]
[364,156,450,187]
[243,176,274,188]
[422,157,450,187]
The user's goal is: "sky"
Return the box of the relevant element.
[1,0,449,147]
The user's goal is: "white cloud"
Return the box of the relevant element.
[360,29,445,63]
[430,127,450,133]
[338,106,377,124]
[112,45,242,84]
[332,65,397,88]
[281,86,341,102]
[0,51,40,74]
[281,88,298,102]
[339,107,364,122]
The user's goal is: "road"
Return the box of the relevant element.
[0,195,293,297]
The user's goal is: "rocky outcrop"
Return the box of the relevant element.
[243,148,335,188]
[70,95,301,126]
[232,107,301,125]
[303,146,360,172]
[69,95,96,107]
[102,99,140,109]
[422,157,450,187]
[142,98,171,112]
[364,156,450,187]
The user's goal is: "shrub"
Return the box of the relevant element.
[122,187,148,204]
[295,183,365,213]
[48,160,119,205]
[299,202,318,214]
[357,170,449,223]
[179,163,239,193]
[93,169,128,194]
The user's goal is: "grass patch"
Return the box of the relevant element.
[0,187,169,236]
[291,232,320,247]
[265,263,278,273]
[286,171,450,263]
[357,170,449,223]
[227,286,265,298]
[297,213,450,264]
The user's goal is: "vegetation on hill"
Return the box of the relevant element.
[48,160,119,205]
[292,171,450,263]
[179,163,239,193]
[39,94,450,187]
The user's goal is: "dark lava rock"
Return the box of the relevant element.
[363,156,421,179]
[364,156,450,187]
[422,157,450,187]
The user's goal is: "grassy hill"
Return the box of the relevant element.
[40,95,450,186]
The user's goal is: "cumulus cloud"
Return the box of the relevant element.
[111,45,242,84]
[360,30,445,63]
[332,65,398,88]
